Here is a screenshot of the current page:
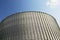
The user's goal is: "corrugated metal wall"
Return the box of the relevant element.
[1,12,60,40]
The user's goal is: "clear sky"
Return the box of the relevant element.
[0,0,60,27]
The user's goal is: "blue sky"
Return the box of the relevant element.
[0,0,60,26]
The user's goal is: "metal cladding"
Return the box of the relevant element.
[1,11,60,40]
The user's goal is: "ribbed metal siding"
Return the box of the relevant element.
[1,12,60,40]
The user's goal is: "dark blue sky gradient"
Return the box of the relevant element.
[0,0,48,21]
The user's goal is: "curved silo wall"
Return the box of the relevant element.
[1,11,60,40]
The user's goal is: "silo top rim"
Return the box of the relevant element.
[1,11,54,23]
